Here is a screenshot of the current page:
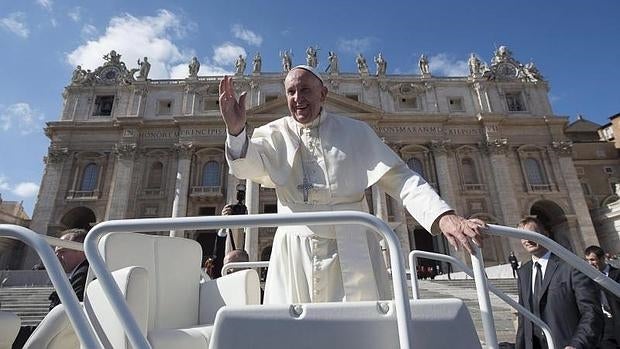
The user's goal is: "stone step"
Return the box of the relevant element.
[0,287,54,326]
[417,280,518,345]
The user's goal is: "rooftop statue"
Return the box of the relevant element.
[103,50,122,65]
[280,49,293,72]
[468,53,482,76]
[235,55,246,75]
[326,51,339,74]
[419,54,430,75]
[374,52,387,76]
[356,53,369,75]
[189,56,200,77]
[306,46,318,68]
[137,57,151,80]
[253,52,262,74]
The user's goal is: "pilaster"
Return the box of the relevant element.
[104,143,137,220]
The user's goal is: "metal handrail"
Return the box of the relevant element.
[84,211,413,349]
[409,250,555,349]
[0,224,102,348]
[221,261,269,276]
[469,244,498,348]
[486,224,620,298]
[409,245,498,349]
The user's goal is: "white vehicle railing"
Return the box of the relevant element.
[0,224,101,349]
[409,250,555,349]
[410,223,620,349]
[221,261,269,276]
[486,224,620,298]
[83,211,414,349]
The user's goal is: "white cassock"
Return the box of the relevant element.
[226,111,452,304]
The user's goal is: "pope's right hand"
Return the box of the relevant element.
[219,75,247,136]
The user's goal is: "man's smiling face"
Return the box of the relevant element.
[284,68,327,124]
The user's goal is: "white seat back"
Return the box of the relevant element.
[0,311,21,349]
[209,298,481,349]
[96,232,202,331]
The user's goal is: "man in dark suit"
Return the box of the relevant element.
[585,245,620,349]
[516,217,602,349]
[48,229,89,310]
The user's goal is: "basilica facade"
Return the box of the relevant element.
[19,46,617,270]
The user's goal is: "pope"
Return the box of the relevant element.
[219,65,485,304]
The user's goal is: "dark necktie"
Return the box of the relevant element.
[533,262,543,316]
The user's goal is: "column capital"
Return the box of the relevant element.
[44,145,69,164]
[114,143,137,160]
[174,142,195,158]
[551,140,573,156]
[480,138,510,155]
[429,139,452,154]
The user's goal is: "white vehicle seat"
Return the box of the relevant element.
[0,311,21,349]
[87,232,260,349]
[22,304,78,349]
[209,298,481,349]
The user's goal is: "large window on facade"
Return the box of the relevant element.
[505,92,525,112]
[80,163,98,191]
[93,96,114,116]
[461,158,479,184]
[525,158,548,189]
[406,157,425,178]
[201,161,221,187]
[147,162,163,189]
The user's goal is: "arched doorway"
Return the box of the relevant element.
[529,200,573,251]
[60,207,96,232]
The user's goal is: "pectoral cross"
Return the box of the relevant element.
[297,176,314,203]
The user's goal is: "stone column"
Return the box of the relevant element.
[428,140,460,263]
[244,180,260,261]
[552,141,599,249]
[104,143,137,220]
[21,146,70,268]
[482,139,523,254]
[226,174,245,250]
[170,143,194,237]
[372,185,391,267]
[429,140,456,207]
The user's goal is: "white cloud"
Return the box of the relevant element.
[50,18,57,27]
[68,7,81,22]
[429,53,468,76]
[13,182,39,198]
[338,37,373,53]
[0,176,40,199]
[213,42,246,67]
[81,24,98,40]
[0,12,30,38]
[36,0,53,11]
[0,176,9,191]
[0,103,44,135]
[231,24,262,46]
[66,9,193,79]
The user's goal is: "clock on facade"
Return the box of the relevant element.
[496,63,517,79]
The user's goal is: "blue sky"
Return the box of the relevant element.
[1,0,619,216]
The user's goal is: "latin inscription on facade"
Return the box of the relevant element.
[374,124,498,137]
[138,128,226,140]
